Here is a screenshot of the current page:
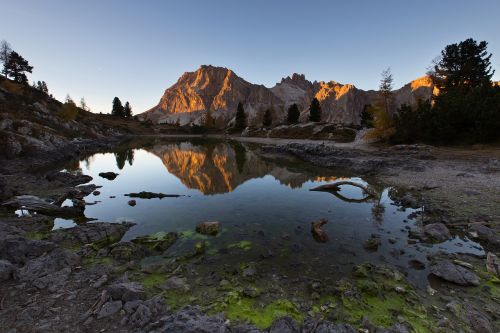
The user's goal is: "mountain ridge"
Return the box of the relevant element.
[139,65,436,127]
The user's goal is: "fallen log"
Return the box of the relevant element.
[124,191,182,199]
[2,195,85,217]
[311,219,329,243]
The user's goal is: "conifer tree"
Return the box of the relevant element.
[287,103,300,124]
[124,101,132,118]
[234,102,247,130]
[4,51,33,84]
[263,108,273,127]
[112,97,124,117]
[309,98,321,122]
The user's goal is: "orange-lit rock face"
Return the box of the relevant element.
[147,142,337,194]
[140,66,437,126]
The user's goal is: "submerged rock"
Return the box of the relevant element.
[429,261,479,286]
[311,219,328,243]
[363,235,381,251]
[131,231,178,252]
[99,172,119,180]
[196,221,220,236]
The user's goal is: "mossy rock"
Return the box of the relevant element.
[131,231,178,252]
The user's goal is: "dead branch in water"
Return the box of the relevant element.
[2,195,84,217]
[310,181,377,198]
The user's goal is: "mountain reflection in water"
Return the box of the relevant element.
[147,141,344,195]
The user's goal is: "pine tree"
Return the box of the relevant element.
[431,38,494,93]
[287,103,300,124]
[263,108,273,127]
[309,98,321,122]
[4,51,33,84]
[379,67,393,114]
[0,40,12,78]
[234,102,247,130]
[112,97,124,117]
[124,101,132,118]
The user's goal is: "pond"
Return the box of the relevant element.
[58,139,483,292]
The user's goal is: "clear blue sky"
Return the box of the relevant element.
[1,0,499,114]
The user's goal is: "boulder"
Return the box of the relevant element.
[98,172,119,180]
[468,224,500,250]
[0,259,15,281]
[128,200,137,206]
[16,248,80,282]
[46,171,92,186]
[0,236,57,264]
[429,261,479,286]
[423,223,451,242]
[108,282,146,302]
[486,252,500,277]
[131,232,178,252]
[49,222,131,247]
[108,241,149,262]
[363,235,382,251]
[161,276,190,293]
[98,300,123,319]
[195,221,220,236]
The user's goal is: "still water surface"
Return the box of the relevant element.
[60,139,483,287]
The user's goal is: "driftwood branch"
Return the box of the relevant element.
[310,181,377,198]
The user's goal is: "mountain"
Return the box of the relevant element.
[139,65,436,127]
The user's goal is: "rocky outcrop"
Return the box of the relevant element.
[140,65,436,127]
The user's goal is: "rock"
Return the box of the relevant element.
[429,261,479,286]
[108,241,149,262]
[311,219,328,243]
[49,222,131,247]
[242,263,257,278]
[98,300,123,319]
[423,223,451,242]
[486,252,500,277]
[98,172,119,180]
[0,236,57,264]
[92,274,108,288]
[464,305,493,333]
[129,303,152,328]
[32,267,71,291]
[148,306,230,333]
[408,259,425,270]
[108,282,146,302]
[161,276,190,292]
[0,259,15,280]
[363,235,381,251]
[131,231,178,252]
[468,223,500,250]
[46,171,92,186]
[16,248,80,283]
[269,316,299,333]
[93,190,100,196]
[125,191,181,199]
[301,318,357,333]
[195,221,220,236]
[128,200,136,206]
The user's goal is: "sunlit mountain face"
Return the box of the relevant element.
[147,141,339,194]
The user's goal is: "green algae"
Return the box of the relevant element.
[228,240,252,251]
[139,272,167,291]
[216,291,303,329]
[131,231,178,252]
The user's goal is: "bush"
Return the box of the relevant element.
[58,102,79,121]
